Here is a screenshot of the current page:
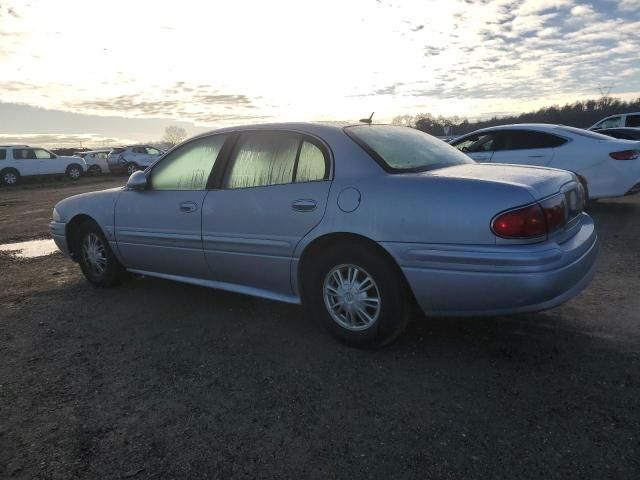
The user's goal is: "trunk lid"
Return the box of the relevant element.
[429,163,575,200]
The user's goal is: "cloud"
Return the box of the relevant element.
[0,0,639,126]
[0,133,129,148]
[618,0,640,11]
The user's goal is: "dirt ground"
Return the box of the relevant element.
[1,178,639,479]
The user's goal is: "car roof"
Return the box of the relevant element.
[458,123,570,135]
[191,122,359,141]
[0,144,30,148]
[596,127,640,132]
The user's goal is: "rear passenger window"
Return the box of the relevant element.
[13,149,36,159]
[627,115,640,128]
[225,132,300,189]
[0,149,5,160]
[494,131,567,150]
[295,141,328,182]
[150,135,227,190]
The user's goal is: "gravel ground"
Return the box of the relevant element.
[0,179,639,479]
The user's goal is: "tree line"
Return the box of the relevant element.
[392,96,640,137]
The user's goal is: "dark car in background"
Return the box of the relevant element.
[593,128,640,141]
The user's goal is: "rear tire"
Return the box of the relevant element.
[1,168,20,186]
[88,165,102,175]
[75,222,125,287]
[66,164,82,180]
[304,244,410,347]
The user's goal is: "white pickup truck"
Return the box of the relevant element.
[0,145,87,186]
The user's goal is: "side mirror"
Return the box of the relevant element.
[126,170,147,191]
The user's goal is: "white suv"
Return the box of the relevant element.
[106,145,164,175]
[0,145,87,186]
[589,112,640,130]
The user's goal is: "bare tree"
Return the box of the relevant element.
[163,125,187,146]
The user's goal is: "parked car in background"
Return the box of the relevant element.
[81,149,112,175]
[50,123,597,346]
[588,112,640,130]
[107,145,164,175]
[1,145,87,186]
[593,128,640,141]
[449,124,640,199]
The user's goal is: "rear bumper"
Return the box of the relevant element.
[382,213,598,316]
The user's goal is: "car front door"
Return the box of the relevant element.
[114,134,228,278]
[450,132,498,162]
[489,130,565,166]
[201,131,332,298]
[33,148,62,174]
[11,148,40,176]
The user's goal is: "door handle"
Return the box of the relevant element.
[291,199,317,212]
[179,201,198,213]
[527,155,545,158]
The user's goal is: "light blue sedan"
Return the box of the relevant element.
[50,123,598,346]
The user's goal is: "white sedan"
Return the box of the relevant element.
[450,124,640,199]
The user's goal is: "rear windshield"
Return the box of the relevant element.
[345,125,474,172]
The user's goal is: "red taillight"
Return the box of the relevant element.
[492,196,568,239]
[609,150,639,160]
[492,204,547,238]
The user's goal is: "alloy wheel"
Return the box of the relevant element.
[3,172,17,185]
[323,263,381,331]
[82,233,107,277]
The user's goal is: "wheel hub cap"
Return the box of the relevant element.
[323,264,381,331]
[82,233,107,276]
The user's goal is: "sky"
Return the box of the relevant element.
[1,0,639,147]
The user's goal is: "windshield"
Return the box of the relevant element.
[345,125,474,172]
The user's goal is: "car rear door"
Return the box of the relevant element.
[489,130,565,166]
[114,134,228,278]
[11,148,40,176]
[201,130,332,298]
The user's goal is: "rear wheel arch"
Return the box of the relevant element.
[297,232,411,300]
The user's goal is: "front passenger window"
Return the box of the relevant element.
[150,135,227,190]
[34,149,54,159]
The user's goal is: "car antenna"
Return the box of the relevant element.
[359,112,375,124]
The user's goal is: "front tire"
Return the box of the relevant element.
[305,245,410,347]
[66,164,82,180]
[76,222,125,287]
[1,168,20,186]
[126,163,139,175]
